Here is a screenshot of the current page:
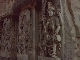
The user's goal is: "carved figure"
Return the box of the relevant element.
[46,2,61,58]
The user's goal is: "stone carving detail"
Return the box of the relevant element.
[38,1,61,60]
[38,0,47,56]
[18,9,32,54]
[1,18,14,52]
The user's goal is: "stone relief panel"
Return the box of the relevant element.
[1,18,15,55]
[38,0,61,60]
[18,9,32,54]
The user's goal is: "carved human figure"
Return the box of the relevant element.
[46,2,61,58]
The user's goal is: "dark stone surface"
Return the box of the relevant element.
[12,0,34,12]
[0,56,6,60]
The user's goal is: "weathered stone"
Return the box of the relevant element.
[17,9,33,60]
[0,0,80,60]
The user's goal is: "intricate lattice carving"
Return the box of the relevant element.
[18,9,32,54]
[38,0,47,56]
[1,18,14,52]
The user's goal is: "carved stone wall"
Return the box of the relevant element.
[0,0,80,60]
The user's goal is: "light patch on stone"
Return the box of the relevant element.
[73,56,79,60]
[17,54,28,60]
[56,35,61,42]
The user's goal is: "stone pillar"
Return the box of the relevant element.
[60,0,65,60]
[11,16,18,60]
[32,7,39,60]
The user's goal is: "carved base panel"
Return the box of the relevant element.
[0,51,11,58]
[17,54,28,60]
[38,56,61,60]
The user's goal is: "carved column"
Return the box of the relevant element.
[38,0,47,57]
